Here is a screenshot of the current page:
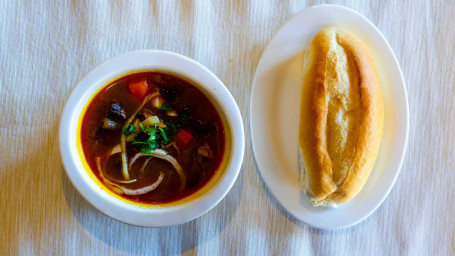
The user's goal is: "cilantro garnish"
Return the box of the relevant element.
[160,102,172,112]
[122,124,135,135]
[127,119,180,153]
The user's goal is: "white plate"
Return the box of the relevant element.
[250,5,408,230]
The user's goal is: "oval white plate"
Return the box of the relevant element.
[250,5,408,230]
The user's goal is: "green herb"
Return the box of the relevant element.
[141,147,152,153]
[149,140,158,149]
[143,125,156,134]
[122,124,135,135]
[148,131,156,142]
[159,127,168,143]
[128,119,180,153]
[134,131,148,141]
[164,121,180,135]
[131,141,148,146]
[160,102,172,112]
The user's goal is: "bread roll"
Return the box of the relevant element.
[299,27,384,207]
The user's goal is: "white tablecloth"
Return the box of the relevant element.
[1,0,454,255]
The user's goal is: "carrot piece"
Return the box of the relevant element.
[129,78,149,99]
[174,129,194,149]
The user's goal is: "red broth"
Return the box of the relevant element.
[80,72,225,204]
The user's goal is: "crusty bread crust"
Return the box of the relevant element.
[299,27,384,207]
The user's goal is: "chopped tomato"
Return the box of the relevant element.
[129,78,148,99]
[174,129,194,149]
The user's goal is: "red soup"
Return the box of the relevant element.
[80,72,225,204]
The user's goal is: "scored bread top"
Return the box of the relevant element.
[299,27,384,206]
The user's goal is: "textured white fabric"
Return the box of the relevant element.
[1,0,454,255]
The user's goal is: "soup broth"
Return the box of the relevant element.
[80,72,225,204]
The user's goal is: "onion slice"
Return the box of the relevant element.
[129,148,167,168]
[96,155,137,184]
[111,172,164,196]
[96,157,164,195]
[130,151,186,189]
[139,157,152,174]
[108,144,121,155]
[120,92,159,180]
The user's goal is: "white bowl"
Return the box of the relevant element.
[60,50,245,227]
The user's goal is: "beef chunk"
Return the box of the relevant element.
[107,102,127,120]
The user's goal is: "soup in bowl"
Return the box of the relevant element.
[60,50,244,227]
[81,71,226,204]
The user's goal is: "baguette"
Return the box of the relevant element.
[299,27,384,207]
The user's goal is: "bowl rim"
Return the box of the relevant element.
[59,50,245,227]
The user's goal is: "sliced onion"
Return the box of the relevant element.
[108,144,121,155]
[96,157,164,195]
[129,149,167,168]
[96,157,137,184]
[129,151,186,189]
[163,142,180,153]
[128,153,142,169]
[151,95,165,109]
[151,148,167,155]
[142,115,165,128]
[139,157,152,174]
[120,92,159,180]
[105,145,136,183]
[111,172,164,196]
[166,110,178,117]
